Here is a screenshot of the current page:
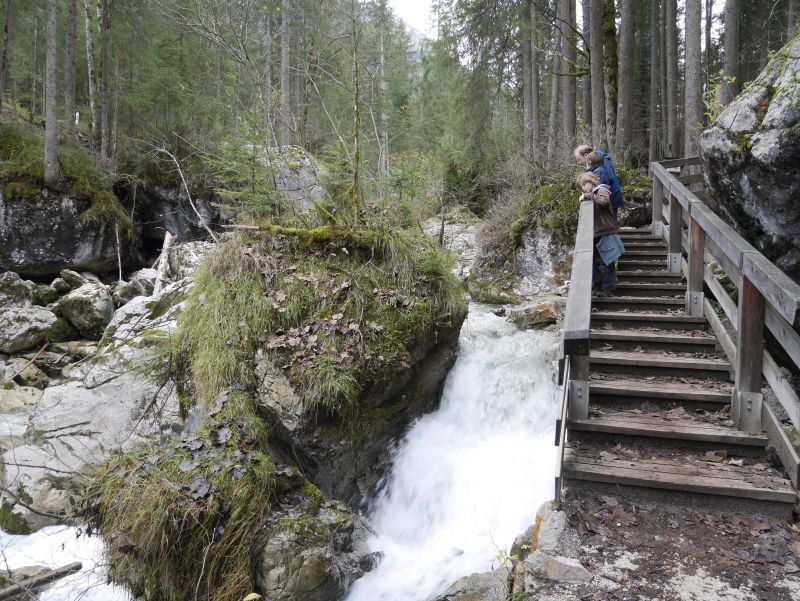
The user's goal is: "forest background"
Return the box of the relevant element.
[0,0,796,223]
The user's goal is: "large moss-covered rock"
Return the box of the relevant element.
[256,477,375,601]
[0,307,58,353]
[699,35,800,279]
[0,272,34,307]
[58,282,115,339]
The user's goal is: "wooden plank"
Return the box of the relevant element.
[764,304,800,370]
[563,461,796,503]
[590,330,715,344]
[691,203,757,271]
[706,237,743,287]
[590,380,730,402]
[564,449,784,482]
[656,157,703,169]
[704,266,739,324]
[563,201,594,356]
[563,454,796,502]
[742,252,800,327]
[568,416,767,444]
[668,193,682,253]
[589,350,730,371]
[652,176,664,232]
[762,401,800,489]
[590,296,684,305]
[584,412,739,430]
[762,350,800,429]
[616,270,684,278]
[694,190,708,201]
[703,298,737,365]
[614,282,685,291]
[679,173,705,185]
[590,312,704,323]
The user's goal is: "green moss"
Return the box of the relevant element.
[512,174,581,251]
[0,123,131,232]
[0,502,31,535]
[84,391,274,601]
[171,219,466,419]
[46,317,78,342]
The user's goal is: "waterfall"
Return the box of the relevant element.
[346,304,559,601]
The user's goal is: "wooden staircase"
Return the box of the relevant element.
[560,228,798,518]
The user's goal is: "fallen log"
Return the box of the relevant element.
[0,562,82,600]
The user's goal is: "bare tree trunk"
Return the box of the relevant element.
[377,0,389,176]
[602,0,618,150]
[347,0,361,221]
[44,0,61,188]
[280,0,291,146]
[32,17,38,116]
[590,0,607,147]
[0,0,11,110]
[704,0,712,87]
[790,0,798,38]
[649,0,660,162]
[665,0,678,156]
[522,0,533,162]
[617,0,634,154]
[64,0,77,140]
[684,0,702,156]
[98,0,110,166]
[720,0,738,106]
[547,12,563,159]
[261,7,277,145]
[581,0,592,136]
[562,0,577,151]
[530,1,540,147]
[83,0,98,142]
[659,0,668,150]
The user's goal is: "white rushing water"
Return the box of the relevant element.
[346,304,559,601]
[0,526,130,601]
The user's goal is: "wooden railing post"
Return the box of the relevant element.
[686,216,705,316]
[652,176,663,239]
[733,275,765,432]
[667,191,682,273]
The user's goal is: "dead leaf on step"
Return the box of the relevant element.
[705,450,728,463]
[728,458,744,467]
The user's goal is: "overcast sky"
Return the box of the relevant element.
[389,0,436,37]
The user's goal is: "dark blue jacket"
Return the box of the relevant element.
[597,151,624,209]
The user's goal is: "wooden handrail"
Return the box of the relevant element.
[562,199,594,356]
[651,158,800,436]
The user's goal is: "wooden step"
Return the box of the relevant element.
[591,296,684,312]
[568,411,765,446]
[612,282,685,298]
[616,271,683,282]
[618,260,668,270]
[589,349,731,379]
[562,448,796,508]
[623,251,667,259]
[590,329,718,352]
[591,311,707,330]
[622,241,668,249]
[590,379,731,406]
[618,228,654,237]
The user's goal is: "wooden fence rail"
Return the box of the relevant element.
[650,157,800,486]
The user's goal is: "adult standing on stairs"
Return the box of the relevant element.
[574,145,625,217]
[578,172,623,296]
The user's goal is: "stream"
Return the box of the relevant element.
[345,304,559,601]
[0,303,559,601]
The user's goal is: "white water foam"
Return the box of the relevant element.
[346,304,559,601]
[0,526,130,601]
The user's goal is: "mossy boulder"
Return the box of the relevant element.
[58,282,115,339]
[46,317,78,342]
[0,271,34,307]
[699,34,800,281]
[0,307,57,353]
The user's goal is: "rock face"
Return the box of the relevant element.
[515,230,571,299]
[256,476,375,601]
[423,211,480,280]
[0,282,186,531]
[0,307,58,353]
[0,191,132,278]
[0,272,34,307]
[256,316,465,510]
[699,36,800,280]
[268,148,326,209]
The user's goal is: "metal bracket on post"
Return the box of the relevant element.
[668,253,682,273]
[568,380,589,419]
[735,390,763,432]
[652,220,663,239]
[686,291,704,317]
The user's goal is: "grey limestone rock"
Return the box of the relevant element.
[58,282,115,339]
[433,568,510,601]
[0,307,58,353]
